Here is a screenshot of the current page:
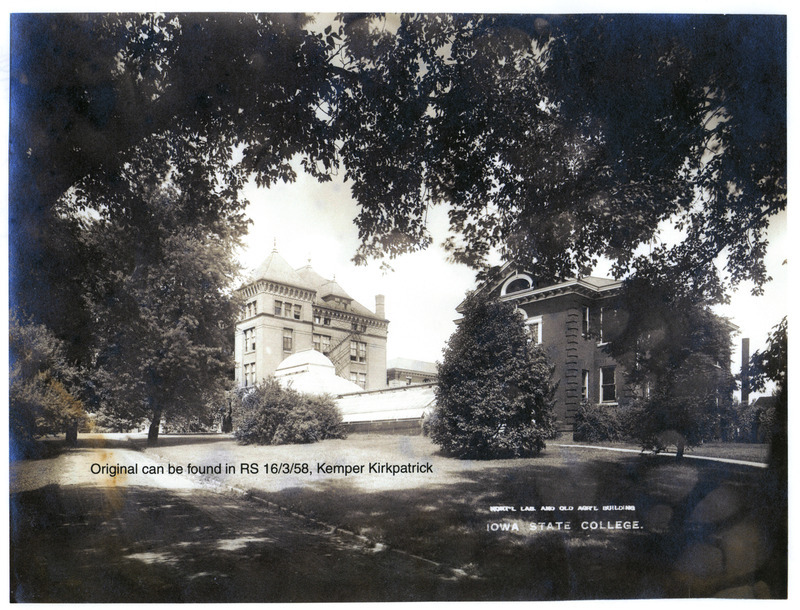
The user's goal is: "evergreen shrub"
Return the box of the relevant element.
[428,294,556,459]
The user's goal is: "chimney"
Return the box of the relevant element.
[375,294,386,319]
[741,337,750,406]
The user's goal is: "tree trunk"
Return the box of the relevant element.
[65,420,78,447]
[222,408,232,433]
[675,439,685,460]
[147,408,162,447]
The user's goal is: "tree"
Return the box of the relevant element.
[68,142,247,446]
[331,14,785,302]
[749,317,787,471]
[605,278,737,458]
[429,294,556,458]
[749,316,787,396]
[10,13,334,354]
[9,317,88,456]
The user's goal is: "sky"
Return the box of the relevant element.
[239,168,789,395]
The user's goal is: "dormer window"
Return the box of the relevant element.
[501,273,534,296]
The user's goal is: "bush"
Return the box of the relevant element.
[234,378,346,445]
[573,401,624,442]
[734,401,777,443]
[428,294,556,459]
[10,317,89,457]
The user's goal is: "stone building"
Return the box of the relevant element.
[386,358,438,388]
[458,266,625,434]
[235,248,388,391]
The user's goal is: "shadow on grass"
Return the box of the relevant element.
[10,483,466,603]
[10,440,786,601]
[248,452,784,599]
[125,434,237,450]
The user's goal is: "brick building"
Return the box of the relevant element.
[458,266,626,433]
[235,248,388,391]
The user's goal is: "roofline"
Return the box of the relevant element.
[457,275,623,313]
[337,382,437,398]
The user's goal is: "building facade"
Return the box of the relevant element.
[459,267,626,433]
[235,249,388,391]
[386,358,438,388]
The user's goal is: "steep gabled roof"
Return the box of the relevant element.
[317,278,353,302]
[296,264,381,320]
[295,264,329,290]
[252,249,314,290]
[246,253,384,321]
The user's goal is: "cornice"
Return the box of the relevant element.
[239,280,316,303]
[499,278,622,307]
[313,305,389,330]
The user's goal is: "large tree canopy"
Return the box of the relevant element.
[334,14,785,304]
[10,13,335,345]
[11,14,785,320]
[67,135,247,445]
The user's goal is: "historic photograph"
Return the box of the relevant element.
[9,12,787,601]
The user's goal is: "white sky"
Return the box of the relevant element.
[239,170,789,392]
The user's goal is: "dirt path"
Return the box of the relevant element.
[10,444,465,602]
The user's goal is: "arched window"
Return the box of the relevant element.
[501,273,534,296]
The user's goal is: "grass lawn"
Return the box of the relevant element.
[560,440,770,463]
[131,432,784,600]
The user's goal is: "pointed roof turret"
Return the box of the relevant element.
[253,248,313,290]
[295,264,329,290]
[318,277,353,302]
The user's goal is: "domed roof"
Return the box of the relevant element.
[274,349,363,395]
[276,349,335,373]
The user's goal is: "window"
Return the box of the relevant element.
[600,366,616,403]
[244,363,256,387]
[274,301,298,318]
[314,313,321,324]
[352,321,366,332]
[501,273,535,296]
[525,316,543,345]
[598,307,607,344]
[350,371,367,389]
[582,306,590,338]
[243,300,257,319]
[244,328,256,353]
[283,328,293,352]
[324,316,331,326]
[506,278,530,293]
[313,333,331,354]
[350,340,367,363]
[581,370,590,401]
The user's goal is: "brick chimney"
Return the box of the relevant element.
[375,294,386,319]
[741,337,750,406]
